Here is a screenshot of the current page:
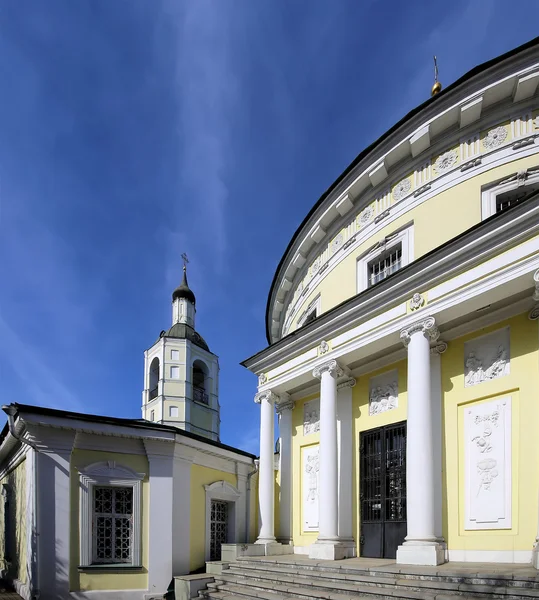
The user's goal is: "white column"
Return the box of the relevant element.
[431,341,447,543]
[309,360,354,560]
[35,430,75,599]
[529,291,539,568]
[337,377,356,548]
[397,317,445,566]
[276,396,295,544]
[144,440,175,594]
[255,390,278,545]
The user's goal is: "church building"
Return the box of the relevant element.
[0,270,258,600]
[243,37,539,566]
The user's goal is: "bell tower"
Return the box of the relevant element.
[142,259,221,441]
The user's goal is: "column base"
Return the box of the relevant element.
[532,545,539,570]
[309,539,356,560]
[255,537,277,545]
[396,542,446,566]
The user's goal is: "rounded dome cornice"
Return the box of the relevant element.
[266,37,539,344]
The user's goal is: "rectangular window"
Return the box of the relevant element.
[169,406,179,418]
[150,410,155,421]
[495,183,539,214]
[93,486,133,564]
[367,244,402,287]
[171,349,180,361]
[303,309,317,325]
[481,171,539,219]
[170,366,180,379]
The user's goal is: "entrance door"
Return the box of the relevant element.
[210,500,228,561]
[360,421,406,559]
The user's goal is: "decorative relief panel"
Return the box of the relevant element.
[392,177,412,201]
[369,369,398,416]
[303,399,320,435]
[302,444,319,532]
[464,396,512,530]
[331,233,344,253]
[433,148,458,174]
[464,327,510,387]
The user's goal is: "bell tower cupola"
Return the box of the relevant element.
[142,256,221,441]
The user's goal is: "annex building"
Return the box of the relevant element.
[1,35,539,600]
[243,37,539,567]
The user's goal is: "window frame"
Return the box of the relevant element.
[297,295,321,328]
[170,349,180,361]
[170,365,180,379]
[481,168,539,219]
[356,225,414,293]
[78,462,145,568]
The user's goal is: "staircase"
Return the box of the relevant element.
[200,555,539,600]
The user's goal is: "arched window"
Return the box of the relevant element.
[149,357,159,400]
[192,360,209,404]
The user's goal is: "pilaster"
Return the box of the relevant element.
[276,395,295,544]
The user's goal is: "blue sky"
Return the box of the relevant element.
[0,1,537,454]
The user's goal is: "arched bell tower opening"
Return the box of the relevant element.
[192,360,209,405]
[141,260,221,441]
[149,357,160,400]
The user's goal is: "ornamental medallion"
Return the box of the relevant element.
[392,178,411,201]
[434,149,458,174]
[482,126,508,150]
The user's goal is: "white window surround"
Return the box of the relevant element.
[356,224,414,293]
[481,167,539,219]
[171,349,180,361]
[170,366,180,379]
[297,295,321,328]
[204,481,240,561]
[77,461,145,568]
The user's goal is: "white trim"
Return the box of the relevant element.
[297,295,321,327]
[77,461,145,567]
[481,166,539,219]
[204,481,241,561]
[447,549,532,564]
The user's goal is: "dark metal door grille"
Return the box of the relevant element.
[360,422,406,558]
[210,500,228,561]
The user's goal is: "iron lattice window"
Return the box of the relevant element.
[210,500,228,561]
[93,486,133,564]
[367,244,402,287]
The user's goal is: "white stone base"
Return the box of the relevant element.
[309,540,356,560]
[220,543,265,561]
[396,542,446,566]
[533,548,539,570]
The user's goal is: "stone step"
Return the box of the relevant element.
[221,562,539,600]
[235,559,539,590]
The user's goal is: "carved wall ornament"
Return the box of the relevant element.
[311,257,321,275]
[409,292,425,311]
[302,445,320,531]
[400,316,439,346]
[533,269,539,302]
[529,304,539,321]
[431,341,448,355]
[318,340,330,355]
[369,369,398,416]
[465,397,511,530]
[331,233,344,253]
[392,178,412,201]
[312,359,344,380]
[482,126,508,150]
[258,373,267,386]
[464,328,510,387]
[434,149,458,174]
[359,206,373,225]
[303,399,320,435]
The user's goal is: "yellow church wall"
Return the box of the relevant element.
[291,393,320,548]
[289,154,539,331]
[352,361,408,556]
[442,313,539,554]
[189,464,238,572]
[69,450,150,592]
[0,458,27,586]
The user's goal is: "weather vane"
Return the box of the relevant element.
[431,55,442,96]
[181,253,189,270]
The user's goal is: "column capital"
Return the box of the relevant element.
[337,377,357,390]
[254,390,279,405]
[312,359,344,380]
[533,269,539,301]
[275,394,295,414]
[400,316,439,347]
[430,341,448,355]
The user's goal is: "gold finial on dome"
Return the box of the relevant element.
[431,55,442,96]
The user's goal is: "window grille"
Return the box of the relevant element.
[367,244,402,287]
[210,500,228,561]
[93,486,133,564]
[495,182,539,214]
